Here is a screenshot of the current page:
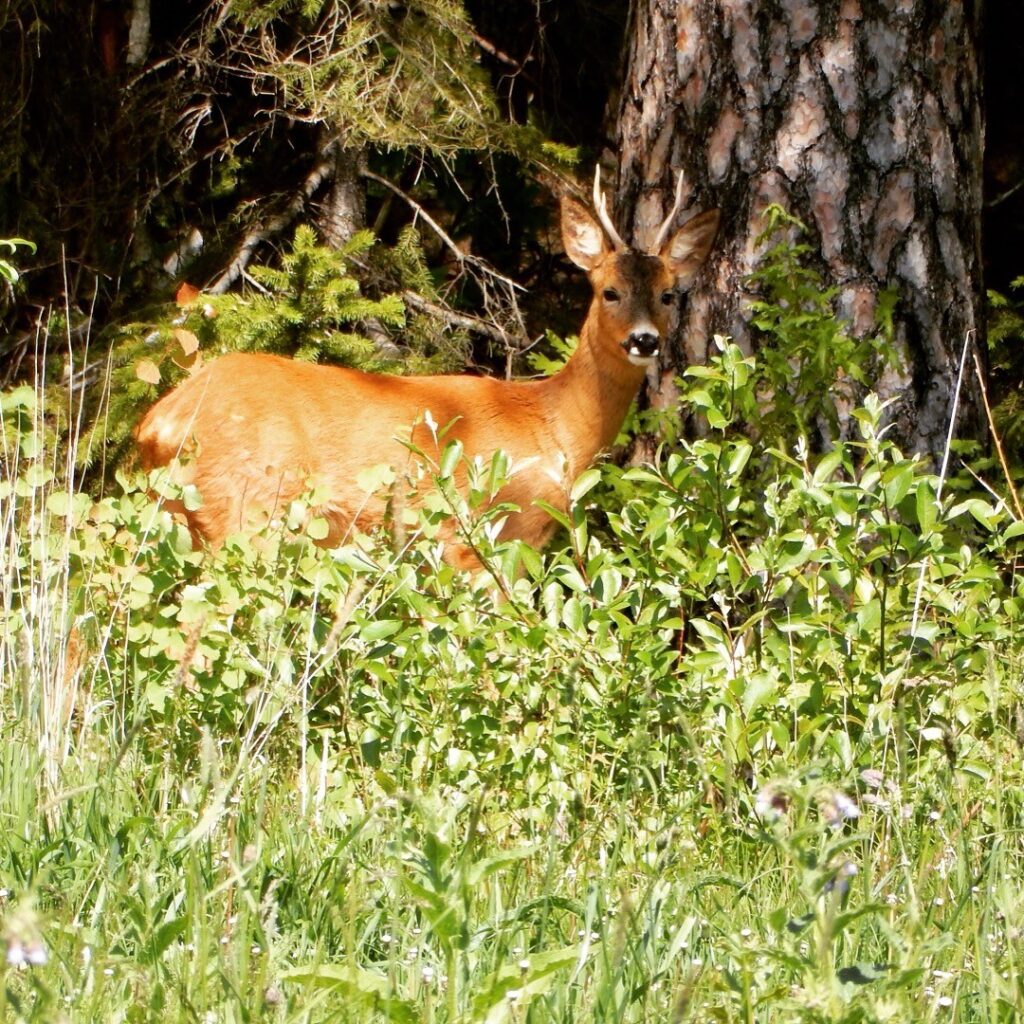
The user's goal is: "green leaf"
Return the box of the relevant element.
[465,846,537,886]
[473,944,587,1024]
[307,516,330,541]
[359,619,403,642]
[727,441,753,478]
[141,918,189,965]
[570,468,603,504]
[915,479,937,532]
[281,964,417,1023]
[439,440,464,478]
[517,541,544,580]
[534,499,571,532]
[1000,518,1024,542]
[882,463,915,508]
[812,447,844,484]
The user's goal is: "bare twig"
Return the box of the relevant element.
[972,346,1024,520]
[908,329,974,641]
[985,175,1024,210]
[469,31,528,73]
[208,142,340,294]
[401,290,521,350]
[362,167,529,351]
[362,168,465,266]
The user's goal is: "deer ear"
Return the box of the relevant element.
[561,196,609,271]
[661,209,720,285]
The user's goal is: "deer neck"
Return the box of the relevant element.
[540,317,648,481]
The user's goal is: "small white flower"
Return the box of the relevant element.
[507,989,521,1002]
[25,942,47,965]
[518,959,530,973]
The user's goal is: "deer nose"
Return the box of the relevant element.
[623,331,660,359]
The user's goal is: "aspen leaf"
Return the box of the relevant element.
[175,282,201,306]
[135,359,161,385]
[307,516,330,541]
[173,328,199,355]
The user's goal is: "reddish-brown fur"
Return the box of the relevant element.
[135,191,719,567]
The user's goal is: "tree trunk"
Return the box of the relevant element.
[615,0,985,457]
[318,142,365,249]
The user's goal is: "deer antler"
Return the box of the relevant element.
[592,166,628,252]
[650,169,687,253]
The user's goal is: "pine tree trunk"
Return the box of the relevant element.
[319,143,365,249]
[615,0,985,457]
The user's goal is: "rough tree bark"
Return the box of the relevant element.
[614,0,984,456]
[319,143,365,249]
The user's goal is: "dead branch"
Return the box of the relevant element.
[401,290,521,350]
[207,142,340,294]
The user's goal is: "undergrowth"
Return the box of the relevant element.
[0,229,1023,1021]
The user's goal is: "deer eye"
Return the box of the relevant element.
[602,288,620,302]
[660,290,675,306]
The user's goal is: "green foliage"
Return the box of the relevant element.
[380,224,473,368]
[211,226,406,364]
[986,278,1024,459]
[209,0,537,158]
[524,330,575,376]
[0,238,34,286]
[0,0,562,408]
[746,205,895,446]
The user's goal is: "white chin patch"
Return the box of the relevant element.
[626,347,659,366]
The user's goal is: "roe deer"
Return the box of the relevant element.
[135,172,719,568]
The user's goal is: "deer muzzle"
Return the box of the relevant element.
[623,330,660,361]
